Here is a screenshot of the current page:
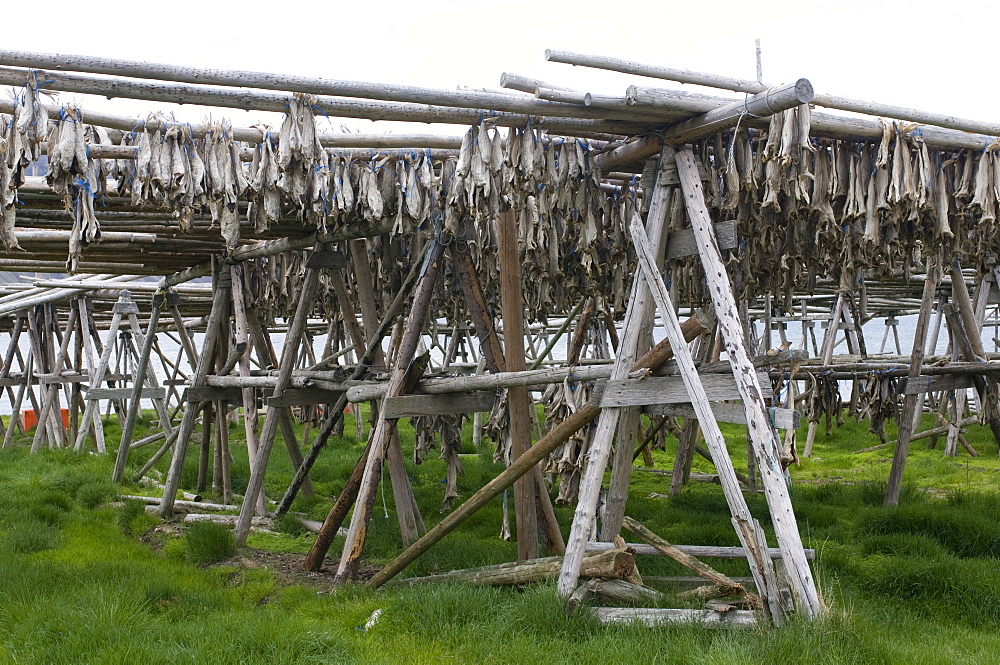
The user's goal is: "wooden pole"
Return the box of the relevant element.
[675,147,822,617]
[159,264,230,517]
[949,264,1000,445]
[0,66,649,137]
[367,403,600,589]
[230,264,268,514]
[335,258,422,544]
[273,243,429,518]
[557,148,676,596]
[627,214,783,621]
[885,255,941,507]
[497,207,539,560]
[334,241,444,582]
[234,249,323,545]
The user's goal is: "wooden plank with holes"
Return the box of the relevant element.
[665,220,737,260]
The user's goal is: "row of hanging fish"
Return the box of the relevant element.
[688,107,1000,308]
[2,72,49,251]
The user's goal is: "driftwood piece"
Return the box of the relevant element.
[391,549,635,587]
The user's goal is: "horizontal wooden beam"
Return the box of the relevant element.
[267,388,344,407]
[901,375,976,396]
[88,387,165,401]
[600,372,768,408]
[643,401,799,430]
[591,607,758,628]
[382,391,499,418]
[586,541,816,560]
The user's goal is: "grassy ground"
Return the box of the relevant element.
[1,407,1000,664]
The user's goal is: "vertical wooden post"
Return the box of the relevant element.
[198,402,212,493]
[558,147,676,597]
[76,298,106,452]
[497,207,538,560]
[603,176,674,541]
[675,146,822,617]
[231,264,269,514]
[885,255,941,506]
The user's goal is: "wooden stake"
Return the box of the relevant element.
[497,207,538,560]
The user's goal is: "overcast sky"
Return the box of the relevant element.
[3,0,996,137]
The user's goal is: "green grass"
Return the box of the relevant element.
[1,406,1000,663]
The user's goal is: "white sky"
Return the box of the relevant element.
[2,0,996,136]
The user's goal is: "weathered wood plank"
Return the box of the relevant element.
[591,607,758,628]
[267,388,344,407]
[665,220,737,260]
[88,387,166,401]
[901,374,976,395]
[383,391,499,418]
[601,372,768,408]
[185,386,243,402]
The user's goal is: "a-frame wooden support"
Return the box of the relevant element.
[557,146,823,622]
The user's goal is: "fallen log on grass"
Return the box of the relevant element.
[568,578,667,611]
[182,513,328,534]
[591,606,758,628]
[389,549,635,587]
[122,495,236,512]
